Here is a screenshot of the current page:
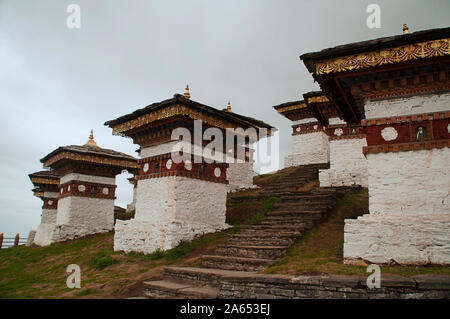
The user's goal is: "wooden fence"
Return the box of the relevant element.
[0,233,28,249]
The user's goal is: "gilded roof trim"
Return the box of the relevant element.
[43,151,138,169]
[276,103,308,113]
[316,38,450,75]
[111,104,266,139]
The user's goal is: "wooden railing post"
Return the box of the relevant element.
[0,233,3,249]
[14,233,19,246]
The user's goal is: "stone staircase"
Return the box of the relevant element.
[142,163,360,299]
[258,163,328,197]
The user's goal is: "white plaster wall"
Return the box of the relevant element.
[26,230,36,246]
[114,176,229,254]
[36,196,114,245]
[56,196,114,231]
[41,208,57,224]
[367,148,449,215]
[364,93,450,119]
[319,138,368,187]
[34,223,57,246]
[114,220,163,253]
[51,224,111,243]
[34,206,58,247]
[292,118,317,125]
[328,117,347,125]
[227,162,255,190]
[134,177,175,222]
[141,141,180,158]
[60,173,115,185]
[44,191,59,199]
[35,178,115,246]
[126,186,137,212]
[285,131,329,167]
[175,177,227,226]
[344,213,450,265]
[344,93,450,265]
[343,147,450,265]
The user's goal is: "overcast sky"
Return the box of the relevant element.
[0,0,449,238]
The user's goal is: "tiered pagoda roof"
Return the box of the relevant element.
[273,91,343,126]
[40,131,138,172]
[105,92,275,139]
[28,170,60,198]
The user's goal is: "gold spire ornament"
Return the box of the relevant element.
[403,24,410,34]
[226,101,232,112]
[85,129,98,147]
[184,84,191,99]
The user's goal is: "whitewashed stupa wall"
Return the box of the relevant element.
[343,93,450,265]
[285,118,330,167]
[114,142,230,254]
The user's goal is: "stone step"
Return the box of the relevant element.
[230,231,302,239]
[256,220,314,230]
[228,195,264,203]
[267,174,316,180]
[261,188,297,194]
[262,180,316,188]
[226,237,295,246]
[265,178,314,183]
[262,187,307,193]
[267,210,325,217]
[278,174,315,178]
[215,244,289,259]
[260,192,295,197]
[262,185,298,190]
[280,195,336,201]
[162,266,257,287]
[274,202,334,208]
[271,206,335,215]
[142,280,218,299]
[241,224,306,232]
[235,230,303,240]
[261,216,321,224]
[202,255,275,272]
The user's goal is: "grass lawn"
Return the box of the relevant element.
[0,230,232,299]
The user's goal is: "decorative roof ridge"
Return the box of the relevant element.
[301,27,450,73]
[40,144,137,164]
[104,93,274,131]
[28,170,60,179]
[272,100,306,110]
[303,90,326,98]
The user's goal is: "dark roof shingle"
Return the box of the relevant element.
[40,144,136,164]
[105,94,274,130]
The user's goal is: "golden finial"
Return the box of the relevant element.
[403,24,410,34]
[184,84,191,99]
[85,129,98,147]
[226,101,232,112]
